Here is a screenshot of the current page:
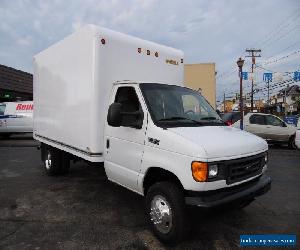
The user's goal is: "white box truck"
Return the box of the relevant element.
[34,25,271,243]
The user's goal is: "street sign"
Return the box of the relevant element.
[284,116,298,126]
[263,73,272,82]
[241,72,248,80]
[293,71,300,81]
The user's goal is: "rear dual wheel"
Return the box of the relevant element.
[41,144,70,176]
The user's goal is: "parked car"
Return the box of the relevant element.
[0,101,33,138]
[221,111,241,126]
[233,113,297,149]
[295,119,300,149]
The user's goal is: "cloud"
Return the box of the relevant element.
[17,36,32,46]
[0,0,299,100]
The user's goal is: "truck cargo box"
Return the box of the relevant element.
[33,25,184,162]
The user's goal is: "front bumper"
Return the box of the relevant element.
[185,174,271,208]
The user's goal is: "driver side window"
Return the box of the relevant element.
[114,87,142,127]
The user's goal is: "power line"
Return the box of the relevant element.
[257,6,300,48]
[261,25,300,51]
[260,50,300,66]
[262,39,300,62]
[217,6,300,96]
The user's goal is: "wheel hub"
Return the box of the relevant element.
[150,195,172,234]
[45,151,52,170]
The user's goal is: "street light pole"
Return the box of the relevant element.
[237,58,245,130]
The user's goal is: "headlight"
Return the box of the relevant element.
[191,162,219,182]
[208,164,218,178]
[264,152,268,165]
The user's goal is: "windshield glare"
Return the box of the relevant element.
[140,83,221,127]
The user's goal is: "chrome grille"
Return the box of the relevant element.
[226,154,264,184]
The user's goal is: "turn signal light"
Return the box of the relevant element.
[191,162,208,182]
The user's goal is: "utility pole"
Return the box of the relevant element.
[267,79,270,106]
[223,93,226,112]
[246,49,261,111]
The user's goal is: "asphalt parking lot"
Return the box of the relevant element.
[0,135,299,249]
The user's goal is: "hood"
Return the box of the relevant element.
[168,126,268,160]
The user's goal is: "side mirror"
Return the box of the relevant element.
[122,109,144,129]
[107,103,122,127]
[282,122,287,127]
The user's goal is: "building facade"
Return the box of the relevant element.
[184,63,216,108]
[0,64,33,102]
[276,85,300,112]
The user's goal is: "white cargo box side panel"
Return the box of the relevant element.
[33,26,102,160]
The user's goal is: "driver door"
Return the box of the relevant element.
[264,115,289,141]
[246,114,267,139]
[104,85,147,192]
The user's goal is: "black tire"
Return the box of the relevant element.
[145,182,189,244]
[288,135,296,150]
[43,145,62,176]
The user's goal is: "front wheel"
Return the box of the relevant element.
[145,182,189,244]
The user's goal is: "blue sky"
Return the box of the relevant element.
[0,0,299,101]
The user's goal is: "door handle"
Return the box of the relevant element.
[106,139,110,149]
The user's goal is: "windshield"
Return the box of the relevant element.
[140,83,223,127]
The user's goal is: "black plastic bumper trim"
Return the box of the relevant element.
[185,174,271,208]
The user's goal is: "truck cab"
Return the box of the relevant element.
[104,81,271,242]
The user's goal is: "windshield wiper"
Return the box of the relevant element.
[200,116,218,120]
[157,116,204,125]
[200,116,225,123]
